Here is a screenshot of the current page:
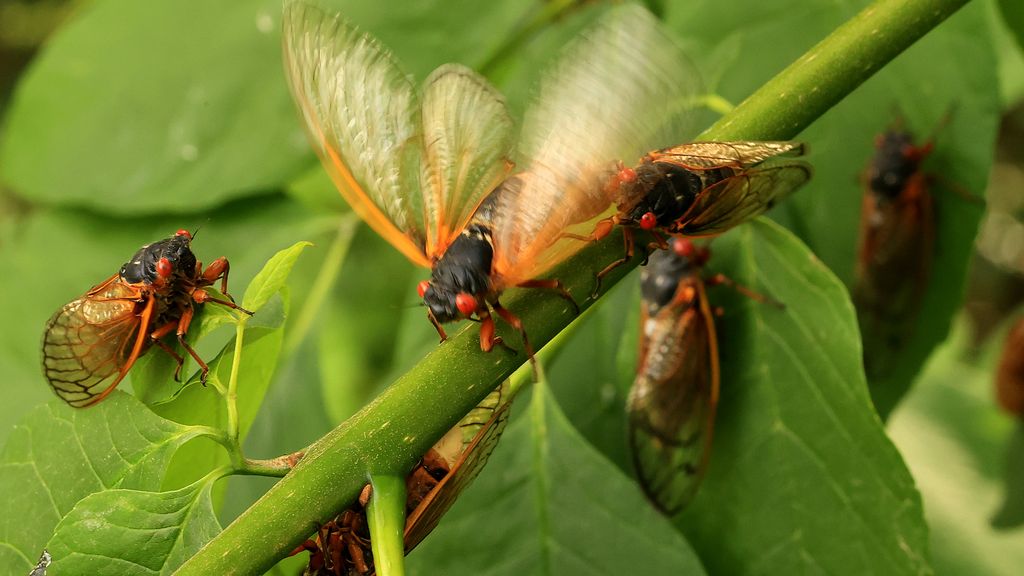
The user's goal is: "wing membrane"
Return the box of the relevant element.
[41,277,152,407]
[629,280,718,514]
[675,164,812,236]
[492,5,702,283]
[419,65,515,256]
[404,380,513,551]
[650,141,805,170]
[283,1,428,265]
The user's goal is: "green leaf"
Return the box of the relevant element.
[889,322,1024,576]
[46,476,222,576]
[664,220,929,574]
[407,380,706,575]
[665,0,998,416]
[0,394,204,576]
[0,0,311,213]
[242,241,313,312]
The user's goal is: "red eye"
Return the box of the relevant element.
[176,229,192,240]
[417,280,430,298]
[619,167,637,184]
[639,212,658,230]
[673,238,696,258]
[455,292,477,316]
[156,257,173,279]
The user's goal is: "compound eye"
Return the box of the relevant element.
[619,167,637,184]
[176,229,192,240]
[455,292,477,316]
[417,280,431,298]
[673,238,697,258]
[639,212,658,230]
[156,257,173,279]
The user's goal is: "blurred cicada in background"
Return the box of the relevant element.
[853,117,948,379]
[283,1,705,359]
[629,237,777,514]
[41,230,249,407]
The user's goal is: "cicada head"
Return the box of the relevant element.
[640,238,707,316]
[867,128,920,200]
[619,161,704,231]
[119,229,197,286]
[418,225,494,323]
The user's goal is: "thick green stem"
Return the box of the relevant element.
[366,475,408,576]
[173,0,969,573]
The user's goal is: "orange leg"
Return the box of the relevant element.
[492,301,535,368]
[516,278,579,314]
[173,305,212,384]
[427,310,448,343]
[592,228,636,297]
[478,310,512,355]
[149,320,186,380]
[193,287,253,315]
[705,273,785,309]
[558,216,617,244]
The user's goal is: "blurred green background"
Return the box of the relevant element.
[1,0,1023,574]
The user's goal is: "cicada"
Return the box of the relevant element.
[589,142,811,285]
[295,381,514,574]
[283,1,702,358]
[852,118,942,379]
[629,237,775,514]
[996,317,1024,417]
[41,230,249,408]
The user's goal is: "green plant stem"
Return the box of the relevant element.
[366,474,408,576]
[698,0,969,142]
[173,0,969,573]
[226,313,248,443]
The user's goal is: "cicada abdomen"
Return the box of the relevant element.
[41,230,248,407]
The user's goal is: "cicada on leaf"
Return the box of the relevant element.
[852,115,965,379]
[40,230,250,407]
[294,382,514,574]
[590,141,811,286]
[629,237,777,514]
[283,1,702,359]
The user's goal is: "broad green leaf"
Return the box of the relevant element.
[0,394,204,576]
[671,220,930,575]
[46,476,222,575]
[242,241,313,312]
[889,323,1024,576]
[547,220,931,574]
[0,0,310,213]
[407,381,706,576]
[999,0,1024,54]
[665,0,998,416]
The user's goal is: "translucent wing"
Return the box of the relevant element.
[41,277,153,408]
[419,65,515,256]
[492,4,702,284]
[673,164,812,237]
[283,1,428,266]
[404,380,513,551]
[649,141,805,170]
[629,278,718,515]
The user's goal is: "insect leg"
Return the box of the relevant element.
[192,288,254,315]
[478,309,513,355]
[148,321,186,380]
[174,305,213,383]
[557,216,618,244]
[592,228,636,298]
[705,273,784,308]
[426,309,448,343]
[492,301,535,365]
[516,278,579,314]
[201,257,233,295]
